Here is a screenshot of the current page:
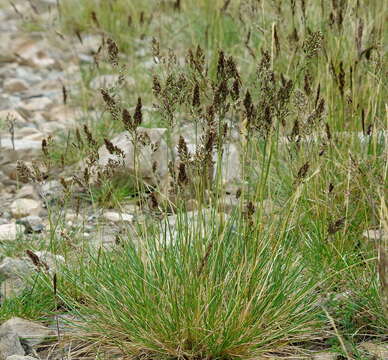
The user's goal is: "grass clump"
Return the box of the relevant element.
[56,206,324,359]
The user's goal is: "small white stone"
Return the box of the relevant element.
[103,211,134,223]
[312,351,339,360]
[363,229,387,241]
[10,198,41,219]
[0,223,19,241]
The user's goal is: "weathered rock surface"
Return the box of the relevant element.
[359,341,388,359]
[0,257,34,298]
[3,79,29,93]
[97,128,169,184]
[363,229,387,241]
[10,199,41,219]
[103,211,134,223]
[0,252,63,299]
[0,223,19,241]
[16,216,44,233]
[311,352,339,360]
[0,328,24,360]
[0,317,53,347]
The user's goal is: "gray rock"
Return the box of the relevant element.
[0,328,24,360]
[38,180,63,203]
[18,96,52,112]
[3,79,28,93]
[0,318,54,348]
[363,229,387,241]
[90,74,120,90]
[159,209,229,246]
[32,251,64,273]
[16,216,44,233]
[97,128,169,185]
[359,341,388,359]
[14,185,38,200]
[6,356,37,360]
[0,223,20,241]
[0,110,26,125]
[0,258,34,298]
[0,252,63,299]
[90,74,135,90]
[103,211,134,223]
[311,352,339,360]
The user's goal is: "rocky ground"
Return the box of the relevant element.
[0,1,387,359]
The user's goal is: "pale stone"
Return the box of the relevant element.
[19,96,52,112]
[90,74,120,90]
[47,105,80,125]
[0,317,54,347]
[15,184,38,200]
[0,257,34,298]
[0,110,26,126]
[0,223,19,241]
[33,251,64,273]
[14,127,42,140]
[13,39,55,69]
[103,211,134,223]
[312,351,338,360]
[359,341,388,359]
[10,198,41,219]
[363,229,387,241]
[3,79,28,93]
[0,328,24,359]
[97,128,169,185]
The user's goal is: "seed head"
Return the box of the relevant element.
[192,82,201,108]
[133,97,143,127]
[107,38,119,66]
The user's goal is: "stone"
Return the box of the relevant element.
[3,79,28,93]
[90,74,135,90]
[90,74,120,90]
[46,105,79,125]
[359,341,388,359]
[103,211,134,223]
[311,352,339,360]
[33,251,64,273]
[0,111,26,126]
[363,229,387,241]
[0,223,19,241]
[97,128,169,185]
[0,318,54,347]
[15,185,38,200]
[0,258,34,298]
[159,209,229,246]
[13,127,41,140]
[16,216,44,233]
[10,199,41,219]
[18,96,52,112]
[0,328,24,360]
[13,39,55,69]
[6,356,37,360]
[0,138,42,170]
[89,226,118,251]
